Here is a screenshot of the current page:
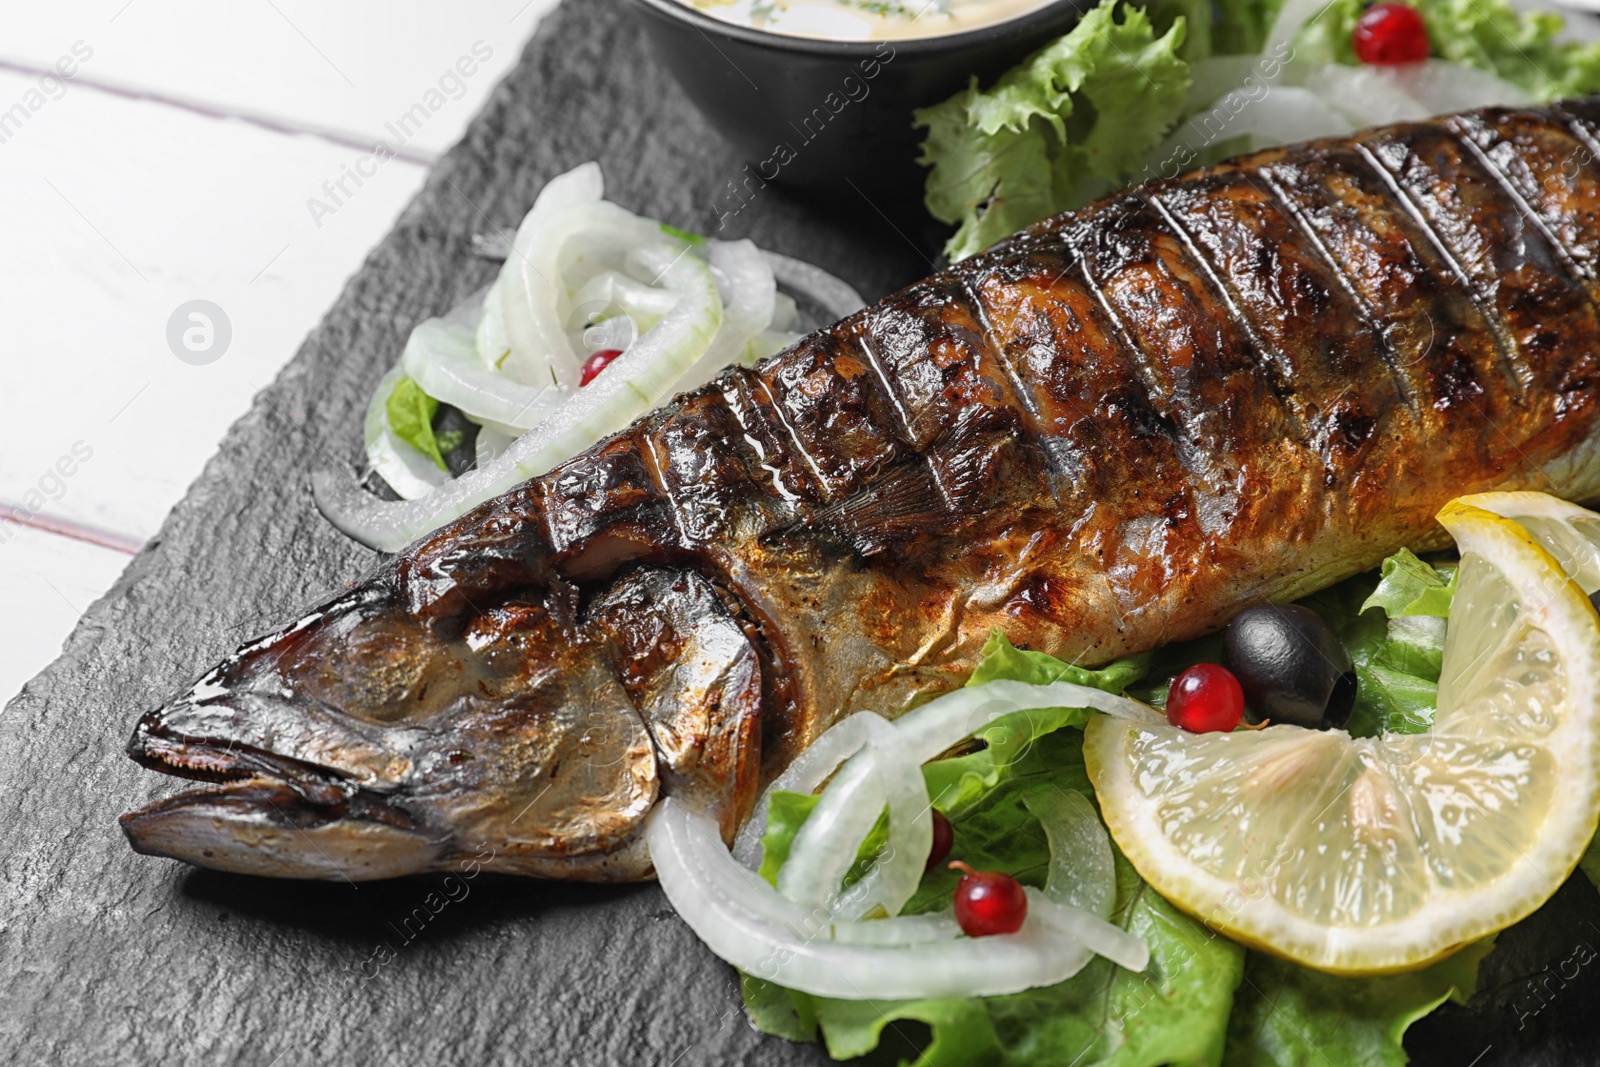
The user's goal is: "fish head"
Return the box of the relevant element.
[120,562,766,882]
[120,576,664,881]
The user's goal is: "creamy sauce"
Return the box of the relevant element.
[682,0,1057,41]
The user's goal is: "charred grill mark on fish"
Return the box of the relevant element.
[123,102,1600,881]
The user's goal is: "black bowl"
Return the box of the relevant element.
[629,0,1091,227]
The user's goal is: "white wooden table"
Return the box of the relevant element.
[0,0,558,705]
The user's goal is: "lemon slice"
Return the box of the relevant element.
[1084,502,1600,974]
[1453,491,1600,594]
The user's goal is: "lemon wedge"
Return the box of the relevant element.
[1453,491,1600,595]
[1084,500,1600,974]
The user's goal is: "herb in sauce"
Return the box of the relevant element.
[684,0,1055,41]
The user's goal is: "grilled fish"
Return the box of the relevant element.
[123,101,1600,881]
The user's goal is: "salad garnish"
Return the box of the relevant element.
[313,162,866,552]
[917,0,1600,261]
[662,493,1600,1065]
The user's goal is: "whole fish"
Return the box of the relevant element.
[123,101,1600,881]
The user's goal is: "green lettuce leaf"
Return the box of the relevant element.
[385,375,452,471]
[968,629,1149,694]
[915,0,1190,261]
[1348,660,1438,737]
[1223,940,1494,1067]
[1361,549,1458,619]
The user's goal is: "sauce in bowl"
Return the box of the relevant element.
[680,0,1059,41]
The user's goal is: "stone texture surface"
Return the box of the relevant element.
[1,2,1595,1064]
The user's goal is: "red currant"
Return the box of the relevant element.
[925,810,954,870]
[1353,3,1429,66]
[579,348,624,386]
[1166,663,1246,733]
[949,861,1028,937]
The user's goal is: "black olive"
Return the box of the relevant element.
[1222,604,1356,729]
[433,404,480,478]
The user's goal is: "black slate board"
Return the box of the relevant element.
[3,3,1598,1065]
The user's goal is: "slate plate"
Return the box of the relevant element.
[3,3,1598,1065]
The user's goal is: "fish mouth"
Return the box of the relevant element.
[120,697,443,880]
[127,705,359,807]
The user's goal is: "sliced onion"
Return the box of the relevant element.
[748,329,802,364]
[570,270,679,332]
[829,909,961,945]
[679,240,776,391]
[476,276,512,367]
[777,715,893,911]
[648,799,1094,999]
[742,681,1153,875]
[830,724,933,921]
[733,711,886,868]
[363,365,449,500]
[1263,0,1326,61]
[474,424,517,468]
[1159,85,1354,162]
[1234,86,1354,148]
[1026,890,1149,974]
[497,163,603,386]
[1024,789,1115,919]
[577,312,642,356]
[763,250,866,323]
[313,244,721,552]
[1186,55,1276,111]
[461,212,855,329]
[1383,58,1533,114]
[500,187,664,389]
[771,292,801,333]
[401,317,565,431]
[887,680,1160,769]
[1304,63,1430,126]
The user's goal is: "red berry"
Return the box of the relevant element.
[1353,3,1429,66]
[1166,663,1246,733]
[949,861,1027,937]
[579,348,623,386]
[925,810,954,870]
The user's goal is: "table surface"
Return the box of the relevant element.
[0,4,935,1063]
[7,4,1600,1066]
[0,0,560,705]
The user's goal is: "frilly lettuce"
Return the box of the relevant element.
[1225,942,1494,1067]
[915,1,1190,261]
[918,0,1600,261]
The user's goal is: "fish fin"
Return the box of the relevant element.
[777,459,956,557]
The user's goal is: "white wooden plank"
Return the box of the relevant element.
[0,523,130,707]
[0,0,558,159]
[0,65,429,538]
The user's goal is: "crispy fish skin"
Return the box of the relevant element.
[123,102,1600,881]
